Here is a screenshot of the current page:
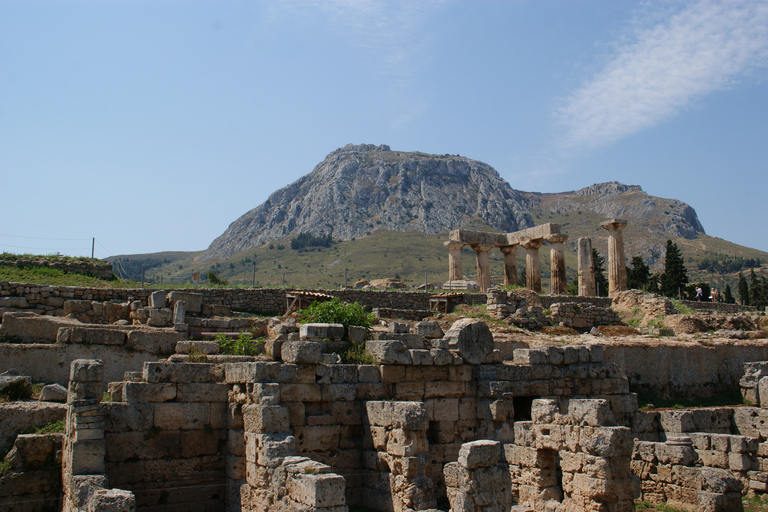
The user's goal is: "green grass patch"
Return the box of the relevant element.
[340,341,376,365]
[671,300,693,314]
[299,298,375,340]
[0,460,12,473]
[20,418,65,435]
[635,500,686,512]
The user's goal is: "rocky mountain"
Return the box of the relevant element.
[202,144,534,261]
[201,144,706,263]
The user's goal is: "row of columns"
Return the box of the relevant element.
[445,219,628,296]
[445,234,569,294]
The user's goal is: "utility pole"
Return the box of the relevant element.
[141,264,145,289]
[425,272,428,291]
[344,268,347,288]
[252,262,256,288]
[91,238,95,259]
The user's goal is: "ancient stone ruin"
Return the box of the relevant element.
[1,261,767,511]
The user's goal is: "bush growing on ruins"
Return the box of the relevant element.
[299,298,374,339]
[207,271,228,286]
[216,332,264,356]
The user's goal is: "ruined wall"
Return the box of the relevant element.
[0,258,114,280]
[602,341,768,400]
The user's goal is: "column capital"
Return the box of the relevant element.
[601,219,628,231]
[545,234,568,244]
[520,238,544,250]
[469,244,494,253]
[444,240,465,249]
[499,245,518,255]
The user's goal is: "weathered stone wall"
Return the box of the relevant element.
[602,341,768,400]
[549,302,621,329]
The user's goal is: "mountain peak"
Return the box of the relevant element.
[201,146,533,261]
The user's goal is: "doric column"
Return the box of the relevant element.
[601,219,628,297]
[547,234,568,295]
[444,241,465,281]
[521,239,544,293]
[500,245,518,287]
[471,244,494,293]
[577,237,596,297]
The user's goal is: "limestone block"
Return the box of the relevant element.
[293,426,341,453]
[243,404,290,434]
[388,321,410,334]
[386,428,428,457]
[175,340,220,355]
[280,383,321,402]
[147,307,172,327]
[245,433,296,467]
[654,443,698,466]
[567,399,615,426]
[366,340,412,365]
[444,318,494,365]
[347,325,367,343]
[410,349,433,365]
[580,426,633,458]
[38,383,67,402]
[168,291,202,313]
[514,348,548,365]
[299,323,344,341]
[286,473,346,508]
[415,321,444,339]
[358,365,381,383]
[3,433,62,469]
[589,344,604,362]
[143,361,223,383]
[122,382,176,403]
[224,362,280,383]
[153,402,209,430]
[659,410,695,434]
[430,348,453,366]
[70,326,126,346]
[64,299,93,315]
[70,359,104,383]
[175,383,229,402]
[70,439,106,475]
[365,401,428,430]
[148,290,166,308]
[458,440,501,469]
[0,296,29,308]
[282,341,323,364]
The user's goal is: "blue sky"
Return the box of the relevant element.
[2,0,767,258]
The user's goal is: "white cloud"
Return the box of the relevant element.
[557,0,768,151]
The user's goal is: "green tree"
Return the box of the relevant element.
[660,240,688,298]
[592,249,609,297]
[738,272,749,305]
[749,269,760,307]
[647,274,660,294]
[626,256,650,290]
[567,276,578,296]
[723,284,735,304]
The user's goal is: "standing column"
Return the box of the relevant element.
[547,234,568,295]
[500,245,518,287]
[601,219,628,297]
[445,241,465,282]
[577,237,597,297]
[471,244,494,293]
[521,239,544,293]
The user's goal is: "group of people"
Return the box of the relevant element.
[695,286,720,302]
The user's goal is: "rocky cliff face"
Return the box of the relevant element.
[202,144,534,261]
[202,145,707,262]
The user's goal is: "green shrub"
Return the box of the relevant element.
[299,298,375,340]
[216,332,264,356]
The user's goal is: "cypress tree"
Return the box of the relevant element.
[723,284,735,304]
[660,240,688,298]
[592,248,609,297]
[749,269,760,307]
[738,272,749,305]
[627,256,650,290]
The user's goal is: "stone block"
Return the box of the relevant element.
[300,323,344,341]
[365,401,428,430]
[430,348,453,365]
[444,318,494,365]
[175,383,229,402]
[225,362,280,383]
[153,402,209,430]
[149,291,166,308]
[70,359,104,383]
[122,382,176,403]
[293,425,341,452]
[167,291,202,313]
[415,320,444,339]
[358,365,381,383]
[366,340,412,364]
[410,349,433,365]
[70,439,106,475]
[143,361,223,383]
[458,440,501,469]
[243,404,290,433]
[39,383,68,403]
[567,399,614,426]
[282,341,324,364]
[175,340,220,355]
[286,473,346,508]
[514,348,548,365]
[88,487,136,512]
[245,433,296,467]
